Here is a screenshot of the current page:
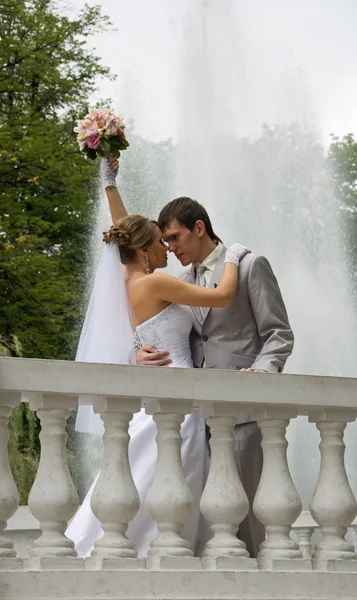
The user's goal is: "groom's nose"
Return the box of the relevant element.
[168,241,176,252]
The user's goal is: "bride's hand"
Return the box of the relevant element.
[110,157,119,173]
[224,243,251,266]
[101,156,119,188]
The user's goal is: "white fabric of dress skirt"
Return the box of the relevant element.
[66,304,211,558]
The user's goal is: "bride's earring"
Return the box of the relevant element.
[146,255,150,274]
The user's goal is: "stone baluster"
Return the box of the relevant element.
[309,408,357,570]
[0,392,21,561]
[199,403,250,564]
[252,407,303,570]
[90,396,142,562]
[27,394,79,564]
[145,399,194,562]
[295,528,314,560]
[291,511,317,560]
[351,524,357,554]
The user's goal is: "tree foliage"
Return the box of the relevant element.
[328,134,357,281]
[0,0,114,359]
[328,134,357,212]
[8,402,40,505]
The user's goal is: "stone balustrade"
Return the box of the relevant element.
[1,356,357,600]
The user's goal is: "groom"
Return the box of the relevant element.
[136,196,294,557]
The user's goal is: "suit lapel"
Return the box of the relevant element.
[184,267,195,285]
[201,246,226,323]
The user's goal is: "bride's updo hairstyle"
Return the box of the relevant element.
[103,214,157,264]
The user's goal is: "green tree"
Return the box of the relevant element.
[0,0,114,359]
[328,134,357,283]
[8,403,41,505]
[0,0,115,502]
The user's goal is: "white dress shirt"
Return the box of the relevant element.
[194,242,223,287]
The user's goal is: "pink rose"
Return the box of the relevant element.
[86,134,100,149]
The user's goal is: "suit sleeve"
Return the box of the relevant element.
[247,255,294,372]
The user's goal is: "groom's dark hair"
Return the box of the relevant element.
[158,197,222,243]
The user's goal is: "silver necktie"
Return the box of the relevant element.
[195,264,207,287]
[195,264,207,318]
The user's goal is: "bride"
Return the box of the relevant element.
[65,158,249,558]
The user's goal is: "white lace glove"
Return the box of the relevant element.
[101,157,118,188]
[224,243,251,265]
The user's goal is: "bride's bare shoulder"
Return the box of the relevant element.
[129,272,174,290]
[146,272,176,285]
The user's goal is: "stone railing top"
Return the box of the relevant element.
[1,357,357,412]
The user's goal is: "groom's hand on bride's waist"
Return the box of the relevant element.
[136,346,172,366]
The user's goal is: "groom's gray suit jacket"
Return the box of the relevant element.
[181,245,294,414]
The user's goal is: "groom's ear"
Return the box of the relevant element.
[195,220,206,238]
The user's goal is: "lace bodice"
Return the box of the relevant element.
[135,303,194,368]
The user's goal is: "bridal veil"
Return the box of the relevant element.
[75,242,134,436]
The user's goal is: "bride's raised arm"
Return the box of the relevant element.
[101,157,128,224]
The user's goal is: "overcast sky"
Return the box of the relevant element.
[68,0,357,146]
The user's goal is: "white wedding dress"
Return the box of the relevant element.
[66,303,210,558]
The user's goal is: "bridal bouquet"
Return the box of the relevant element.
[74,108,129,160]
